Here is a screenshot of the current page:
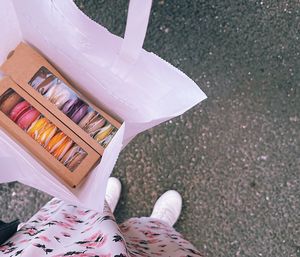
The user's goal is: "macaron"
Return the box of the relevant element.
[16,108,41,130]
[78,111,106,136]
[46,131,68,153]
[62,146,87,172]
[94,124,114,143]
[70,103,89,124]
[61,145,81,166]
[67,151,87,171]
[34,75,56,95]
[62,98,88,122]
[36,123,58,146]
[0,90,23,115]
[78,110,95,128]
[9,101,31,122]
[61,98,77,115]
[30,69,48,89]
[99,129,116,147]
[27,117,50,139]
[52,137,73,160]
[45,83,72,109]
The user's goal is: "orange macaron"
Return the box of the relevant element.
[27,117,49,138]
[52,137,73,160]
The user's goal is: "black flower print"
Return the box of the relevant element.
[113,234,123,242]
[14,249,23,256]
[114,254,126,257]
[1,241,14,248]
[24,228,45,236]
[45,221,57,226]
[63,250,87,256]
[98,215,115,223]
[33,243,53,254]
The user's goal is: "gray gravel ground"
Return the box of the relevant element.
[0,1,300,257]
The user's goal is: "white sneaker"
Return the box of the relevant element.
[150,190,182,227]
[105,177,122,213]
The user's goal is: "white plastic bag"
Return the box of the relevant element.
[0,0,206,211]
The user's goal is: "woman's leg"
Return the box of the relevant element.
[0,179,128,257]
[120,190,203,257]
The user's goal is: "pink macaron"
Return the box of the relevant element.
[9,100,41,130]
[9,101,31,122]
[17,108,41,130]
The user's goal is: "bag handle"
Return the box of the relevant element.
[111,0,153,78]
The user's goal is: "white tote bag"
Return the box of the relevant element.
[0,0,206,211]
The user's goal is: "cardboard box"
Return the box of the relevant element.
[1,43,122,155]
[0,42,124,188]
[0,77,101,187]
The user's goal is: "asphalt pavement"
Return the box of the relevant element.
[0,1,299,256]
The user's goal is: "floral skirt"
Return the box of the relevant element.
[0,198,202,257]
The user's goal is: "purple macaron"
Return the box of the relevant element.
[62,98,88,124]
[70,104,89,124]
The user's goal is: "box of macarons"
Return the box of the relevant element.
[0,43,122,188]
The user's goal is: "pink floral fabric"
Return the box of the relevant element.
[0,198,202,257]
